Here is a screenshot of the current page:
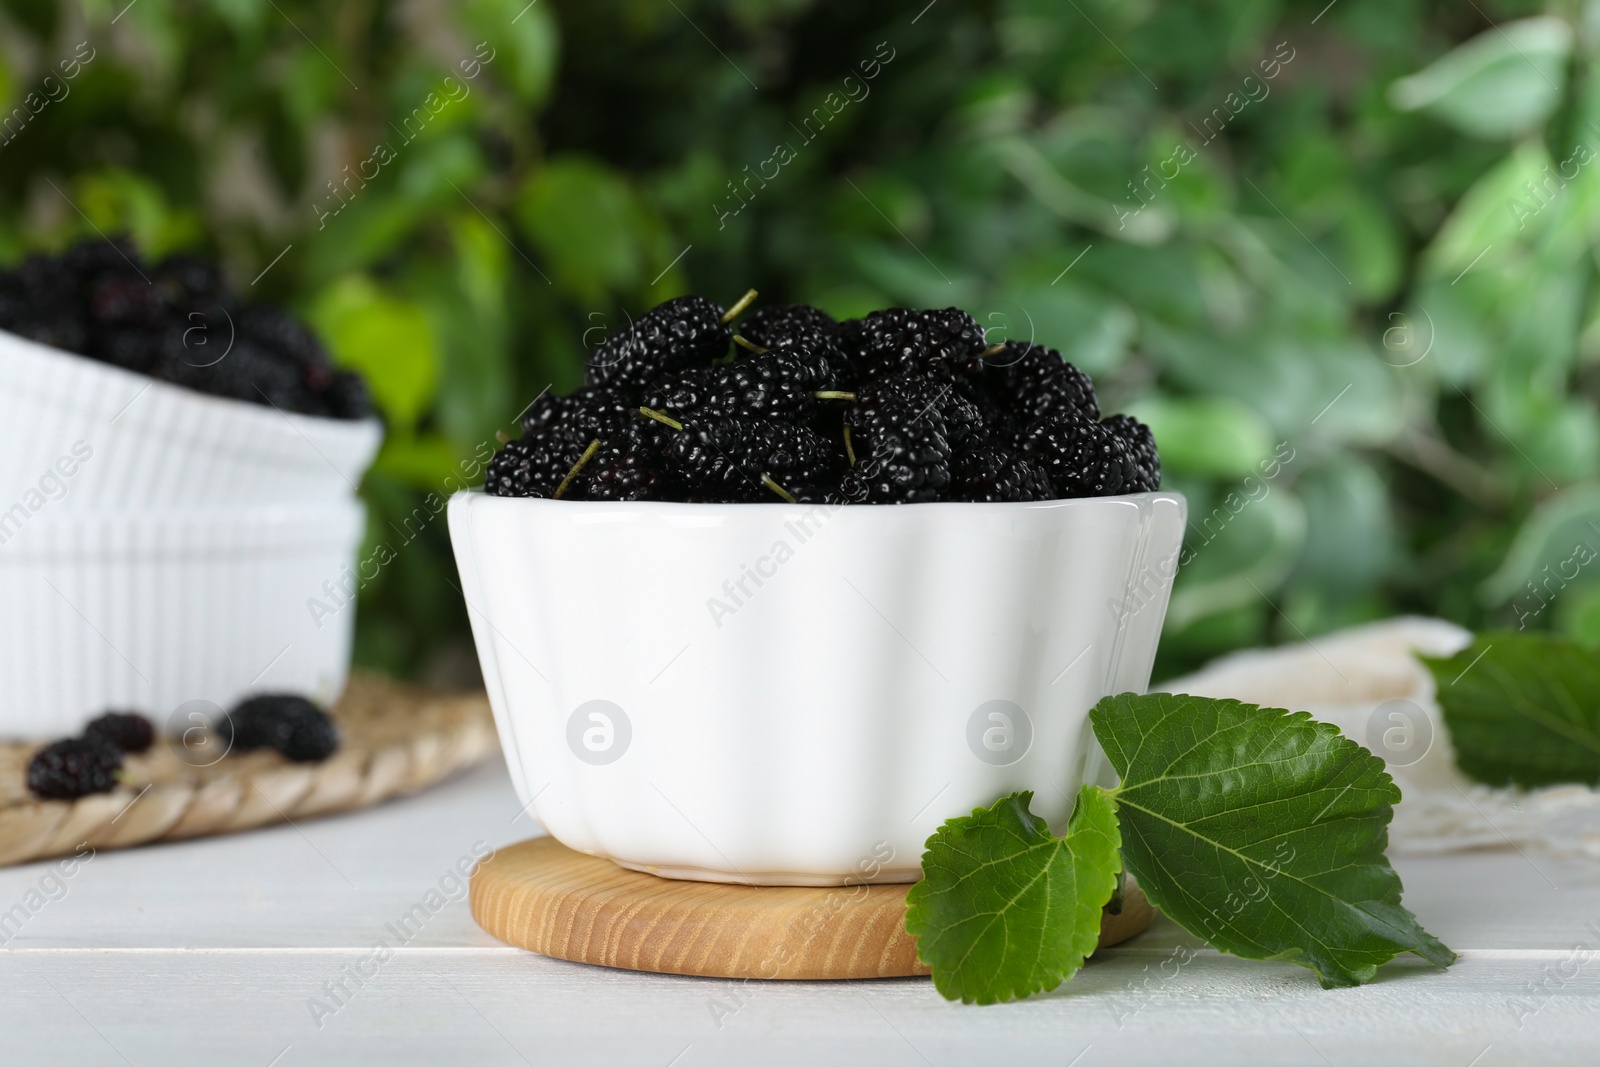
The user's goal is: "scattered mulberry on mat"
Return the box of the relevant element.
[221,695,340,763]
[28,739,121,800]
[83,712,155,755]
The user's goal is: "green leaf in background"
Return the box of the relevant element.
[1423,632,1600,788]
[904,788,1121,1005]
[1127,396,1273,479]
[1165,485,1306,631]
[427,213,515,445]
[372,432,467,488]
[1335,193,1405,304]
[1424,145,1554,281]
[1390,17,1570,139]
[986,281,1136,377]
[309,276,440,433]
[1400,282,1491,385]
[1478,486,1600,611]
[1291,458,1396,594]
[845,239,973,309]
[515,158,646,302]
[1091,693,1455,988]
[1141,323,1405,448]
[1558,587,1600,645]
[74,170,201,259]
[206,0,268,37]
[460,0,558,106]
[990,136,1174,244]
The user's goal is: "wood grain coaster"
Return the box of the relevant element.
[0,674,497,868]
[471,836,1156,980]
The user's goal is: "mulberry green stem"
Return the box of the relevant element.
[762,475,798,504]
[554,439,602,499]
[638,407,684,431]
[721,288,758,324]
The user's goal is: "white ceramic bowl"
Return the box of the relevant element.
[449,489,1186,886]
[0,328,382,508]
[0,500,366,737]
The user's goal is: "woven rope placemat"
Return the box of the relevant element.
[0,673,496,867]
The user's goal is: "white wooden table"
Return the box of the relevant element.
[2,760,1597,1066]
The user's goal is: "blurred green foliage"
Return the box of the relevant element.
[1,0,1597,682]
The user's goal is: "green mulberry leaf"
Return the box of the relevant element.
[1423,632,1600,788]
[1091,693,1454,988]
[904,787,1120,1004]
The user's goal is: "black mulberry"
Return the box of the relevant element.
[1020,412,1142,497]
[853,307,986,380]
[669,417,837,502]
[1102,413,1160,492]
[83,711,156,755]
[740,303,839,351]
[221,695,340,763]
[578,426,674,501]
[485,433,590,498]
[851,374,985,448]
[585,294,732,391]
[842,395,952,504]
[954,445,1055,502]
[983,342,1099,429]
[740,304,854,383]
[28,739,121,800]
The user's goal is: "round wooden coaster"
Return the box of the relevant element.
[0,674,497,868]
[471,836,1155,980]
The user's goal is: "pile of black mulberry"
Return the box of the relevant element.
[486,294,1159,503]
[0,238,370,420]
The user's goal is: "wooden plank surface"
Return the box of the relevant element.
[0,762,1596,1065]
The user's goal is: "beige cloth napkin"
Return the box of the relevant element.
[1162,617,1600,856]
